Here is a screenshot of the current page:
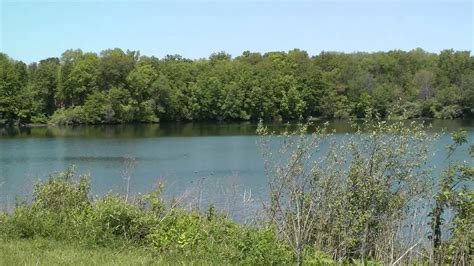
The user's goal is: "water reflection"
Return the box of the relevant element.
[1,119,474,138]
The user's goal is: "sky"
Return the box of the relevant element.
[0,0,473,63]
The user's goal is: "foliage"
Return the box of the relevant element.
[258,117,438,264]
[0,168,295,264]
[48,107,85,125]
[147,210,292,264]
[1,48,473,125]
[430,129,473,265]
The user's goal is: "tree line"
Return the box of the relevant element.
[0,48,473,125]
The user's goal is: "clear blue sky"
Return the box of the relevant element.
[1,0,473,63]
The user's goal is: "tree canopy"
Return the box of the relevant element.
[0,48,473,125]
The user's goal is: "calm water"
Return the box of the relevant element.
[1,120,473,215]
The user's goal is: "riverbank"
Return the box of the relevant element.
[0,239,159,266]
[2,115,474,130]
[0,169,296,265]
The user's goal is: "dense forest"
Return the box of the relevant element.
[0,48,473,125]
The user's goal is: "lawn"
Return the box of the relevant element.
[0,239,162,266]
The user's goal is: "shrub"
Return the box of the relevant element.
[88,195,156,244]
[2,205,37,239]
[430,130,473,265]
[33,168,90,213]
[2,168,91,241]
[30,114,48,124]
[48,107,85,125]
[435,104,463,119]
[148,210,292,264]
[0,167,295,264]
[258,118,436,264]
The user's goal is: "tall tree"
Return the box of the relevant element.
[98,48,139,90]
[28,57,60,115]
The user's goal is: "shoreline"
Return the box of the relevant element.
[3,116,474,129]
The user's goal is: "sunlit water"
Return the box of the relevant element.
[1,120,473,219]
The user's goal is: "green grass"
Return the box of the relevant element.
[0,238,234,265]
[0,238,162,266]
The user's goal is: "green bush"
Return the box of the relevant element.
[0,168,296,264]
[1,168,91,241]
[33,168,90,213]
[148,209,292,264]
[2,205,38,239]
[49,107,85,125]
[304,248,336,265]
[88,195,157,244]
[435,104,463,119]
[30,114,48,124]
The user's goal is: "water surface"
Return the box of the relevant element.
[1,120,473,216]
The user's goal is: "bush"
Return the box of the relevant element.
[2,205,38,239]
[48,107,85,125]
[0,168,295,264]
[257,119,436,264]
[148,210,292,264]
[435,104,463,119]
[33,168,90,213]
[1,168,91,241]
[87,195,156,244]
[30,114,48,124]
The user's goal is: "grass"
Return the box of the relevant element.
[0,238,232,265]
[0,238,161,266]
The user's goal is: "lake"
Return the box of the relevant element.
[1,120,473,218]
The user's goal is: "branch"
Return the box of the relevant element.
[392,239,422,265]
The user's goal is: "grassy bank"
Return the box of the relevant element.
[0,239,158,266]
[0,168,297,265]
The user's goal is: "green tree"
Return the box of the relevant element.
[1,48,473,124]
[28,58,60,116]
[126,62,159,122]
[98,48,139,90]
[0,54,30,123]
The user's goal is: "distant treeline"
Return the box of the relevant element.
[0,48,473,125]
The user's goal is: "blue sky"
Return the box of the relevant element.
[1,0,472,63]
